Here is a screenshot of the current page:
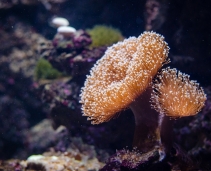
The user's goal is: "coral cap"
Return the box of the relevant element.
[80,31,169,124]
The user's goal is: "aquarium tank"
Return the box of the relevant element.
[0,0,211,170]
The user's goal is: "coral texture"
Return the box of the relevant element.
[0,96,29,159]
[35,58,62,80]
[23,136,106,171]
[80,31,169,124]
[24,153,103,171]
[87,25,123,47]
[40,29,106,77]
[151,67,206,117]
[42,80,80,110]
[102,147,160,170]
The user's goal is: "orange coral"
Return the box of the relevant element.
[80,31,169,124]
[151,67,206,117]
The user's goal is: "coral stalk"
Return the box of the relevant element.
[130,87,160,152]
[80,31,169,153]
[151,67,206,153]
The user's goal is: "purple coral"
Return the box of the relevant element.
[101,147,163,170]
[52,30,92,51]
[40,29,106,77]
[42,80,80,110]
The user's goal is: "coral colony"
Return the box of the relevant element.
[0,14,207,170]
[1,0,211,170]
[80,31,206,170]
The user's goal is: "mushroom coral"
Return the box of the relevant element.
[151,67,206,153]
[80,31,170,153]
[151,67,206,118]
[80,31,206,156]
[80,31,169,124]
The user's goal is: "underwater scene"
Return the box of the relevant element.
[0,0,211,170]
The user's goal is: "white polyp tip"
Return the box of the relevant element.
[52,17,69,28]
[57,26,76,35]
